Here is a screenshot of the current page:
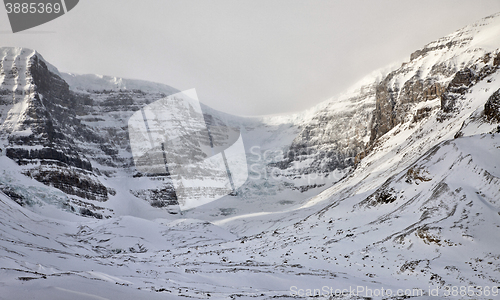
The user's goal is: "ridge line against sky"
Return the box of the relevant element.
[2,0,500,116]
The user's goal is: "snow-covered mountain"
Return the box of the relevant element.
[0,44,375,219]
[1,12,500,299]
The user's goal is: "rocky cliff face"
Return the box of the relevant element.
[268,14,500,189]
[370,13,500,143]
[484,88,500,121]
[0,48,109,205]
[0,48,180,214]
[273,81,376,176]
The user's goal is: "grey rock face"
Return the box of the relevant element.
[0,49,109,204]
[440,68,477,113]
[370,15,500,143]
[0,48,181,214]
[274,82,376,176]
[371,73,446,143]
[485,88,500,122]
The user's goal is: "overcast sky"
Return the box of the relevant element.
[2,1,500,116]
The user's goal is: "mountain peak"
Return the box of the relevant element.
[410,12,500,62]
[60,72,178,95]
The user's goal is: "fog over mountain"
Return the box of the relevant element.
[3,1,500,115]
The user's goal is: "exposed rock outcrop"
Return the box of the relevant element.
[370,15,500,143]
[484,88,500,122]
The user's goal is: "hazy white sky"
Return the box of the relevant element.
[2,1,500,116]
